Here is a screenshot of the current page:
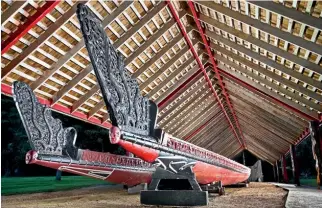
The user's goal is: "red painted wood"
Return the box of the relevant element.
[26,150,153,186]
[166,1,244,148]
[282,155,289,183]
[158,70,202,109]
[112,134,250,185]
[1,83,112,128]
[186,0,246,149]
[219,68,317,121]
[1,1,60,55]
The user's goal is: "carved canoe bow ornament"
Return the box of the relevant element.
[12,81,79,159]
[77,4,158,137]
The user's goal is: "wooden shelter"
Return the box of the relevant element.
[1,0,322,165]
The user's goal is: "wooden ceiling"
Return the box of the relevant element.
[1,0,321,164]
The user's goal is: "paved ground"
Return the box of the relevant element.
[2,182,286,208]
[272,183,322,208]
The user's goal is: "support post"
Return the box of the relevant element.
[309,121,322,189]
[276,161,280,182]
[290,144,300,186]
[281,155,289,183]
[273,164,276,182]
[243,151,246,166]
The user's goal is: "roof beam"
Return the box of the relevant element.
[156,66,205,107]
[148,59,197,101]
[1,1,27,25]
[193,12,321,75]
[166,93,215,131]
[231,96,301,138]
[218,63,318,120]
[219,68,310,126]
[169,97,216,134]
[158,76,207,122]
[216,55,322,112]
[187,0,246,148]
[160,90,212,128]
[206,30,322,92]
[248,1,322,30]
[169,1,245,148]
[207,40,322,103]
[139,42,198,90]
[196,1,322,55]
[1,1,60,55]
[30,1,133,91]
[225,80,307,127]
[52,14,181,106]
[177,103,221,138]
[133,26,192,78]
[1,1,75,80]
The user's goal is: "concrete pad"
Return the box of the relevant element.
[272,183,322,208]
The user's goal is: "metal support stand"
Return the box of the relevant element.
[201,181,226,195]
[141,167,208,206]
[273,164,276,182]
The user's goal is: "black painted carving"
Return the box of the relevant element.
[13,81,79,159]
[77,4,158,137]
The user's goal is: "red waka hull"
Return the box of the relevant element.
[25,150,153,187]
[112,133,251,186]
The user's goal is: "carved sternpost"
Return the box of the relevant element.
[290,144,300,186]
[13,81,79,159]
[309,121,322,189]
[76,4,158,137]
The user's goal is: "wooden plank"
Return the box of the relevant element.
[2,3,80,80]
[232,100,300,138]
[206,31,322,93]
[226,81,308,127]
[188,111,225,143]
[218,63,319,119]
[139,44,193,90]
[169,97,215,134]
[161,90,212,128]
[133,27,193,78]
[181,105,223,141]
[53,18,180,105]
[88,100,105,118]
[216,56,322,111]
[237,111,293,147]
[124,11,185,66]
[113,2,167,49]
[1,1,27,24]
[210,41,322,103]
[155,66,206,106]
[71,85,100,112]
[30,1,132,90]
[196,1,322,56]
[148,54,197,97]
[158,81,207,122]
[194,13,321,75]
[249,1,322,30]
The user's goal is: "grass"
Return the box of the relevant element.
[300,178,318,187]
[1,176,112,196]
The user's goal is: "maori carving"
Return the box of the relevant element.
[77,4,156,136]
[13,81,79,158]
